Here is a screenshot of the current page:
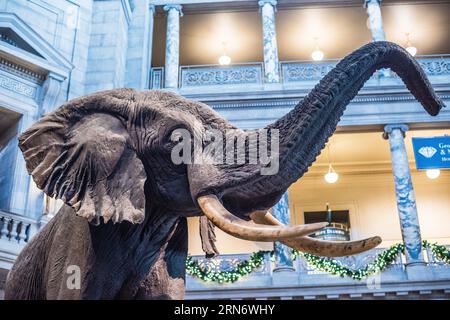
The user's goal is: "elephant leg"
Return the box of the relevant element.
[135,217,188,300]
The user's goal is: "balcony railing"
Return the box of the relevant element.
[180,62,264,88]
[281,59,336,83]
[0,211,39,245]
[185,245,450,299]
[0,210,40,269]
[150,55,450,91]
[0,207,449,299]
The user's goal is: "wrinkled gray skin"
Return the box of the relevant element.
[5,42,444,299]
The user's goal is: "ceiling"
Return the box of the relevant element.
[151,1,450,66]
[306,128,450,176]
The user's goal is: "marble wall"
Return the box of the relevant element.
[125,1,154,90]
[85,0,131,93]
[1,0,94,101]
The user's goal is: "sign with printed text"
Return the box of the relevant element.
[412,135,450,170]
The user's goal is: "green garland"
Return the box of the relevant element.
[424,240,450,264]
[292,243,405,280]
[186,251,271,283]
[186,241,450,283]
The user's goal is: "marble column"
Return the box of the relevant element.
[272,192,294,272]
[164,4,183,89]
[146,5,155,89]
[383,124,424,265]
[364,0,389,77]
[5,112,33,217]
[365,0,385,41]
[258,0,280,83]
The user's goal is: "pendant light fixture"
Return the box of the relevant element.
[324,164,339,184]
[426,169,440,179]
[311,37,324,61]
[218,41,231,65]
[324,144,339,184]
[404,33,417,57]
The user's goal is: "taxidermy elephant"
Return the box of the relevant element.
[5,42,444,299]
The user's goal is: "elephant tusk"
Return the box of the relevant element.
[197,195,328,242]
[250,211,382,257]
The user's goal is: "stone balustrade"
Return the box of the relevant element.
[0,210,40,270]
[150,54,450,90]
[185,246,450,299]
[180,63,264,88]
[0,211,39,245]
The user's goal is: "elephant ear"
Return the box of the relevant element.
[18,93,146,224]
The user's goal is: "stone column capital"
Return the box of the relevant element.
[46,71,66,83]
[163,4,183,16]
[258,0,277,11]
[364,0,382,8]
[383,124,409,139]
[39,72,63,115]
[149,4,156,14]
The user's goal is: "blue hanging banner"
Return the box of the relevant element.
[412,135,450,170]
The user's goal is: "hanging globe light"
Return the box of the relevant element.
[218,54,231,65]
[311,37,324,61]
[406,46,417,57]
[426,169,440,179]
[324,164,339,184]
[404,33,417,57]
[218,41,231,65]
[311,49,324,61]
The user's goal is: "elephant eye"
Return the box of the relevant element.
[166,125,190,143]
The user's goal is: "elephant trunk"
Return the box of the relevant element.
[244,41,444,197]
[193,42,444,254]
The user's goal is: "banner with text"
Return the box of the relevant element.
[412,136,450,170]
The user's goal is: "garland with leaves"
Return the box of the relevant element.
[186,240,450,283]
[186,250,271,283]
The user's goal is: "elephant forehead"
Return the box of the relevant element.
[71,113,126,135]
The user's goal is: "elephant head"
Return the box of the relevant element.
[19,41,444,263]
